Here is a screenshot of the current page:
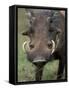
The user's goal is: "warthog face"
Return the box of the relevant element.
[22,10,64,67]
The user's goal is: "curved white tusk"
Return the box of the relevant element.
[22,41,28,52]
[51,40,56,54]
[56,35,59,49]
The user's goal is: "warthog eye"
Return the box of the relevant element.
[22,31,29,36]
[22,28,34,36]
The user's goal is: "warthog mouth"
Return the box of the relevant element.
[33,59,46,63]
[33,58,47,67]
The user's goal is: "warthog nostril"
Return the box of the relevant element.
[47,41,53,49]
[29,44,34,49]
[47,40,56,54]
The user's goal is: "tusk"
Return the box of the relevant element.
[51,40,56,54]
[22,41,30,52]
[56,35,59,49]
[22,41,28,52]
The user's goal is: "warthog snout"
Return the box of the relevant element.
[22,39,56,65]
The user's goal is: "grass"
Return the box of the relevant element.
[18,8,65,82]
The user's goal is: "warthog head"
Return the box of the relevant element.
[22,9,65,67]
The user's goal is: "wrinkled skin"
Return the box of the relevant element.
[22,10,65,80]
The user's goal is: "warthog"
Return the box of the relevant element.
[22,9,65,81]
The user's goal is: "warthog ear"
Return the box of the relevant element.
[27,11,32,19]
[25,9,36,25]
[60,11,65,17]
[26,9,35,18]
